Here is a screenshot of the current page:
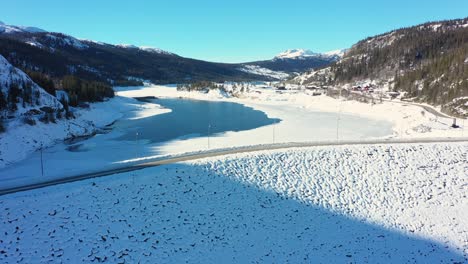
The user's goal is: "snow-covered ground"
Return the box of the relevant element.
[1,83,466,190]
[0,142,466,263]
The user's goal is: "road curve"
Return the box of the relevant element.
[1,137,467,196]
[386,99,452,119]
[364,93,454,119]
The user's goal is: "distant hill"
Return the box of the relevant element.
[294,18,468,117]
[0,23,277,84]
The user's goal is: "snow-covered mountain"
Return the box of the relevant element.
[0,22,273,83]
[274,48,345,60]
[244,49,343,74]
[0,55,62,116]
[0,22,47,34]
[0,22,90,51]
[0,22,172,56]
[275,49,321,59]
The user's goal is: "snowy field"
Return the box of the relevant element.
[0,142,466,263]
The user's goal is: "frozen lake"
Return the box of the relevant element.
[0,97,393,188]
[116,98,281,143]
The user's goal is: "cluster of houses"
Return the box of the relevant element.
[257,82,402,100]
[351,84,374,93]
[271,84,328,96]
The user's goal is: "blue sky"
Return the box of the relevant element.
[1,0,467,63]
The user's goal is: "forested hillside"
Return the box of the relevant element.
[0,27,269,85]
[297,18,468,117]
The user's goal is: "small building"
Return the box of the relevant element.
[306,85,319,90]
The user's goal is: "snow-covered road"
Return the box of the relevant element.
[1,142,466,263]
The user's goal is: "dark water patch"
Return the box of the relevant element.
[116,98,281,143]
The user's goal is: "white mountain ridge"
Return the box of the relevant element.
[275,48,346,60]
[0,22,47,34]
[0,22,173,55]
[116,44,174,55]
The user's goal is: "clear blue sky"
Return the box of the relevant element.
[1,0,467,63]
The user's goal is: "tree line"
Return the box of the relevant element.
[61,75,114,106]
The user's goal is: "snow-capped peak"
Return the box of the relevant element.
[139,46,173,55]
[275,48,346,60]
[116,44,173,55]
[0,22,47,34]
[275,49,320,59]
[18,26,47,33]
[116,44,139,49]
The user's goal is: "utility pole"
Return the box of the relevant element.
[336,89,342,141]
[40,142,44,177]
[207,124,211,149]
[135,131,139,160]
[272,123,276,144]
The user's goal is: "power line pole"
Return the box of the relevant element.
[40,142,44,177]
[273,123,276,144]
[135,131,139,160]
[336,89,342,141]
[207,124,211,149]
[131,131,139,185]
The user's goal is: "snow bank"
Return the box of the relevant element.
[0,142,466,263]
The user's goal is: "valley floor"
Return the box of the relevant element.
[1,84,467,190]
[0,142,466,263]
